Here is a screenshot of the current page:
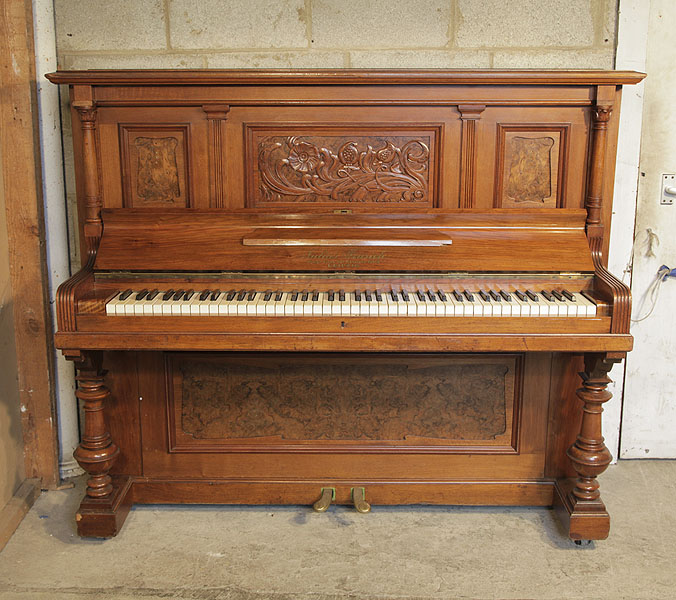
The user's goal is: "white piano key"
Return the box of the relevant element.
[577,294,597,316]
[513,295,530,317]
[312,293,323,316]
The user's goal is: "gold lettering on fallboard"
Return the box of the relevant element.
[305,249,387,269]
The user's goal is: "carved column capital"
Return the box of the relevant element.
[202,104,231,120]
[593,105,612,124]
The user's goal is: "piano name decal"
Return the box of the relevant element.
[305,249,386,270]
[256,135,430,204]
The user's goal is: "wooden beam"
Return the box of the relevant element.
[0,0,59,487]
[0,479,41,551]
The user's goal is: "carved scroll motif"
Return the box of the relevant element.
[134,137,181,204]
[177,359,511,442]
[257,136,430,203]
[505,136,555,203]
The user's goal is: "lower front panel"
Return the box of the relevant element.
[108,351,556,500]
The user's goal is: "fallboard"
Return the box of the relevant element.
[95,208,594,273]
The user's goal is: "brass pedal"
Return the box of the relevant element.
[312,487,335,512]
[351,487,371,513]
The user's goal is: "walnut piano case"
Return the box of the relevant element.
[45,69,644,540]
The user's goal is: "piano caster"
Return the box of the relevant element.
[351,487,371,514]
[312,487,335,512]
[574,539,592,546]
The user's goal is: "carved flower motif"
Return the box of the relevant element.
[376,143,396,163]
[287,142,320,172]
[338,142,359,166]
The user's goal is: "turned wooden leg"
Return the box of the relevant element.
[567,353,617,502]
[554,352,623,541]
[71,351,119,498]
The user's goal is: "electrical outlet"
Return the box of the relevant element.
[662,173,676,205]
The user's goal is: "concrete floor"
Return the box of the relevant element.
[0,461,674,600]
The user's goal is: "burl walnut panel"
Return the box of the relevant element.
[495,125,569,209]
[168,354,517,451]
[119,125,191,208]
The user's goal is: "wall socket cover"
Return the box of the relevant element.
[662,174,676,205]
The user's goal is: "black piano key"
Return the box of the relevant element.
[426,290,436,302]
[401,289,410,301]
[525,290,539,302]
[514,290,527,301]
[210,290,222,301]
[183,290,195,301]
[328,290,335,301]
[173,290,185,301]
[338,290,346,302]
[437,290,447,301]
[291,291,299,301]
[146,289,159,301]
[247,291,257,301]
[499,290,512,302]
[479,290,490,302]
[274,291,283,301]
[364,290,373,302]
[375,290,383,302]
[390,290,399,301]
[135,289,149,301]
[225,290,236,301]
[263,290,273,301]
[119,289,133,301]
[237,290,247,301]
[551,290,564,301]
[489,290,501,302]
[199,290,211,301]
[462,290,473,302]
[354,290,362,302]
[416,290,426,302]
[312,291,320,302]
[300,290,309,302]
[562,289,576,301]
[452,290,463,302]
[540,290,554,302]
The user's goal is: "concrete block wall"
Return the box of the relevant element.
[54,0,618,71]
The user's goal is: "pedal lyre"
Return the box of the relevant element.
[312,487,334,512]
[351,487,371,513]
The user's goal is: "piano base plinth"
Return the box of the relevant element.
[553,477,610,541]
[75,475,133,538]
[74,477,609,541]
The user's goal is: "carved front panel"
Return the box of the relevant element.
[120,125,191,208]
[247,129,437,207]
[495,125,568,208]
[167,354,519,452]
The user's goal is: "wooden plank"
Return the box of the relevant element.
[0,0,59,487]
[0,478,41,551]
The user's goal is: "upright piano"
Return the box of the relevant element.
[46,69,644,540]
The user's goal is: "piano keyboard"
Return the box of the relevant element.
[106,288,597,317]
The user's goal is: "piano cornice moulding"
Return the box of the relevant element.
[45,69,646,87]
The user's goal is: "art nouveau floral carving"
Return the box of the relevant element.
[257,135,430,203]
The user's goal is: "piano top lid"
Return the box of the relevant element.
[45,69,646,86]
[94,209,596,274]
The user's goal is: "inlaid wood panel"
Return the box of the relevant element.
[471,107,588,211]
[494,125,569,208]
[166,353,519,452]
[95,106,210,210]
[120,125,190,208]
